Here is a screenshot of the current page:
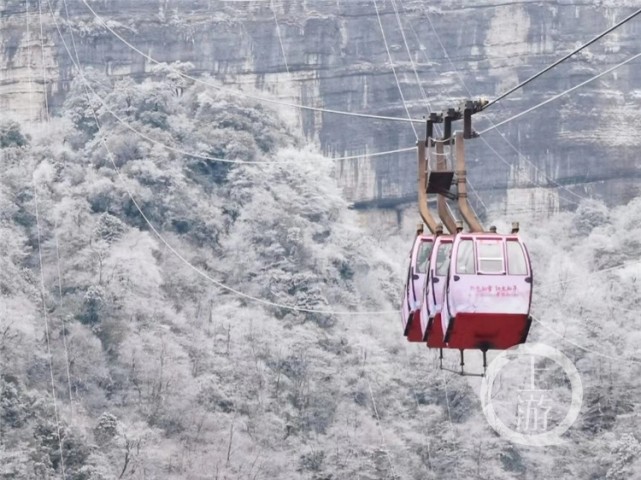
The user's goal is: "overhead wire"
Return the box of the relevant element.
[530,315,641,365]
[33,183,68,480]
[48,0,401,317]
[72,74,416,164]
[483,6,641,110]
[348,5,413,474]
[270,0,290,76]
[447,2,640,216]
[418,2,587,206]
[27,3,67,475]
[77,0,424,124]
[372,0,418,139]
[395,2,641,365]
[18,12,640,479]
[479,50,641,134]
[36,0,49,117]
[387,4,470,468]
[332,146,415,161]
[388,0,480,223]
[270,8,418,478]
[268,0,306,135]
[398,2,538,214]
[46,0,641,360]
[76,0,587,209]
[461,9,641,200]
[271,9,409,475]
[386,0,478,230]
[54,65,415,166]
[37,0,74,421]
[403,351,433,470]
[366,373,400,479]
[442,374,461,480]
[387,0,485,223]
[34,1,419,166]
[389,0,432,115]
[466,179,489,215]
[267,0,413,164]
[70,0,635,192]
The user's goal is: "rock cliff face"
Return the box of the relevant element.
[2,0,640,214]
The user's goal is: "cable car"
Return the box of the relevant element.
[419,235,453,348]
[401,234,434,341]
[440,233,533,351]
[404,115,534,374]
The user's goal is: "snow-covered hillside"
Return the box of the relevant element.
[2,68,641,479]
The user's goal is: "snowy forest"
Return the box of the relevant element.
[1,63,641,480]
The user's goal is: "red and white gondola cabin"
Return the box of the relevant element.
[440,233,533,351]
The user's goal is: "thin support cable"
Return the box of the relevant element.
[55,217,74,418]
[270,0,290,75]
[270,0,314,141]
[421,7,524,164]
[58,69,414,165]
[26,4,66,478]
[405,352,433,472]
[420,3,588,202]
[373,0,418,139]
[25,0,33,117]
[332,146,415,160]
[38,0,74,420]
[366,373,400,479]
[484,6,641,110]
[33,182,67,480]
[48,0,399,317]
[37,0,49,118]
[531,315,641,364]
[50,0,641,347]
[78,0,424,124]
[41,22,413,167]
[390,0,431,113]
[466,179,489,216]
[480,50,641,134]
[390,0,442,141]
[442,374,461,480]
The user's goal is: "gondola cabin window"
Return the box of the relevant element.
[507,240,528,275]
[436,242,453,276]
[456,239,475,274]
[417,241,433,273]
[477,239,505,274]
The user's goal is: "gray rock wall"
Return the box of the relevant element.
[2,0,640,215]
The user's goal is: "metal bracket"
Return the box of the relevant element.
[438,349,488,377]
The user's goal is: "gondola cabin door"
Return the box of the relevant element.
[401,235,434,341]
[420,236,453,347]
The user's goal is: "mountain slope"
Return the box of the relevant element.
[2,68,641,480]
